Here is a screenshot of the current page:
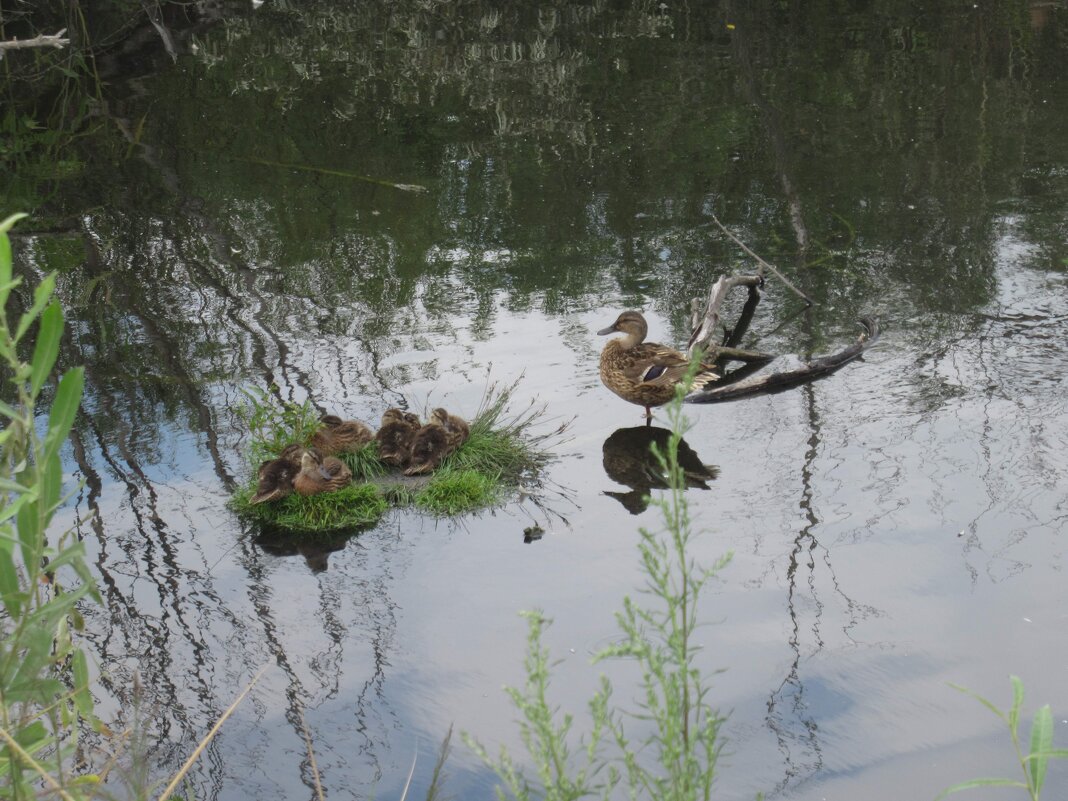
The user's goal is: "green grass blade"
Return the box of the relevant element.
[0,477,31,494]
[14,273,56,343]
[1028,704,1053,796]
[43,367,84,463]
[949,683,1007,723]
[0,212,28,235]
[0,543,22,617]
[1009,675,1024,735]
[29,302,63,397]
[935,778,1027,801]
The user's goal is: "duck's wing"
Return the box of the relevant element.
[623,344,693,386]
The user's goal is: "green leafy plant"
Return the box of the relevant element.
[595,384,730,801]
[0,213,100,800]
[937,676,1068,801]
[466,364,730,801]
[236,386,323,468]
[467,611,616,801]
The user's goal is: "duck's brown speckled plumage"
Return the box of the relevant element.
[404,421,448,475]
[597,310,719,417]
[311,415,374,455]
[293,450,352,496]
[431,408,470,451]
[375,408,421,468]
[250,457,300,505]
[404,408,468,476]
[249,444,314,504]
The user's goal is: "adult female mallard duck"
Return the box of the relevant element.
[597,310,720,418]
[293,449,353,496]
[311,414,374,455]
[375,408,421,468]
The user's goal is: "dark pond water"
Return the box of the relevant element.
[7,1,1068,799]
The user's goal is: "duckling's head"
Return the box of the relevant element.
[251,458,297,504]
[431,408,450,426]
[597,310,648,348]
[279,443,308,462]
[300,451,321,472]
[320,414,344,428]
[403,411,421,426]
[381,408,406,426]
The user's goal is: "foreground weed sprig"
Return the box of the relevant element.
[0,213,100,800]
[937,676,1068,801]
[465,612,616,801]
[595,378,730,801]
[467,361,730,801]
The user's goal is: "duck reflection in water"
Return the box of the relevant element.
[602,426,719,515]
[255,531,348,573]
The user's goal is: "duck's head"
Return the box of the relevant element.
[381,408,407,426]
[250,458,297,504]
[278,443,308,462]
[431,408,450,426]
[597,310,648,348]
[300,450,321,472]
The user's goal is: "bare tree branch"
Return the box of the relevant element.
[687,273,763,356]
[710,214,817,306]
[0,29,69,55]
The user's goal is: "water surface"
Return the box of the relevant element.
[7,1,1068,798]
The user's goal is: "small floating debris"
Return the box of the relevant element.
[230,381,560,534]
[523,525,545,544]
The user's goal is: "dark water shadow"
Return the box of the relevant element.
[252,525,373,573]
[601,426,720,515]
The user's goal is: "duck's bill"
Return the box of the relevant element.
[596,324,617,335]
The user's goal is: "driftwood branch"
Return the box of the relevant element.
[0,30,69,55]
[687,273,763,357]
[684,318,880,405]
[710,214,816,306]
[715,345,773,363]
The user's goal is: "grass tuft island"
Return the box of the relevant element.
[230,382,557,534]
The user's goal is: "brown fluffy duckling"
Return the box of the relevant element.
[249,443,314,504]
[404,418,450,476]
[431,408,470,450]
[250,457,300,505]
[375,408,421,468]
[293,450,353,496]
[310,414,374,456]
[597,310,720,418]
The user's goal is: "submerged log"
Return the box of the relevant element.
[684,318,880,404]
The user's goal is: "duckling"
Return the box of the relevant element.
[431,408,470,451]
[250,457,300,505]
[375,408,421,468]
[597,310,720,418]
[293,450,353,496]
[404,418,451,476]
[278,443,310,461]
[310,414,374,455]
[248,443,314,504]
